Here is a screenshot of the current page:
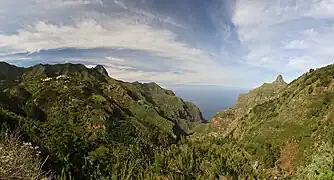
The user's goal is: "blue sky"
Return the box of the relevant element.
[0,0,333,88]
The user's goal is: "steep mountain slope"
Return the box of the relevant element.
[210,65,334,178]
[211,75,288,134]
[0,62,205,178]
[1,62,334,179]
[236,74,287,113]
[0,62,25,90]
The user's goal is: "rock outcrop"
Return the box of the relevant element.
[212,75,288,134]
[94,65,109,77]
[273,74,287,85]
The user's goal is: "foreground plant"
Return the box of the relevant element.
[0,132,49,180]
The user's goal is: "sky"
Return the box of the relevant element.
[0,0,333,88]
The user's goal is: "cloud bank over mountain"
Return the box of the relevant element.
[0,0,333,88]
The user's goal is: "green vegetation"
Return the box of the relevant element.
[0,63,206,179]
[0,131,49,180]
[213,64,334,179]
[0,62,334,179]
[89,94,107,103]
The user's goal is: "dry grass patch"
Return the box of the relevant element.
[0,132,50,180]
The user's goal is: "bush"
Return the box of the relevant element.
[295,142,334,180]
[0,132,49,180]
[89,94,107,103]
[308,86,314,94]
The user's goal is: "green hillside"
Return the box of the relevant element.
[0,62,205,179]
[1,62,334,179]
[211,65,334,179]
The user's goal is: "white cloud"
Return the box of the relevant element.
[104,66,251,87]
[0,20,203,65]
[105,57,125,62]
[85,65,96,69]
[285,26,334,58]
[307,0,334,18]
[233,0,334,74]
[302,28,318,36]
[0,19,227,85]
[41,0,104,7]
[0,17,257,86]
[284,40,306,49]
[287,56,321,70]
[113,0,127,9]
[233,0,303,41]
[0,0,103,15]
[108,63,136,71]
[7,0,331,87]
[58,0,103,6]
[2,0,252,87]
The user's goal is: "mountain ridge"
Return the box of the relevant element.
[1,62,334,179]
[208,65,334,178]
[0,62,206,178]
[211,74,288,132]
[273,74,287,85]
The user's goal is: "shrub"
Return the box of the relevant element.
[89,94,107,103]
[308,86,314,94]
[0,132,49,180]
[295,142,334,180]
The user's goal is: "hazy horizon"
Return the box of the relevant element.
[172,85,248,120]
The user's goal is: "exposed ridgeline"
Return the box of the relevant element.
[0,62,205,178]
[211,74,288,133]
[237,74,287,113]
[210,65,334,178]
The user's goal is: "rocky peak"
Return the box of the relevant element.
[214,74,289,128]
[273,74,287,85]
[94,65,109,77]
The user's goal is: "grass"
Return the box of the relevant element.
[0,131,50,180]
[191,123,215,134]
